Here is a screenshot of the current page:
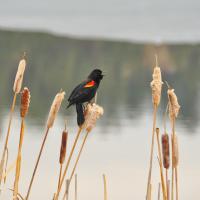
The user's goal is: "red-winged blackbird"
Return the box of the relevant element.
[67,69,104,126]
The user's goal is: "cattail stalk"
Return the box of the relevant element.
[55,103,103,200]
[157,183,160,200]
[54,127,83,200]
[14,88,30,200]
[167,180,170,200]
[26,127,50,200]
[69,131,89,184]
[56,130,68,195]
[172,134,179,200]
[167,86,180,200]
[0,94,16,187]
[147,183,152,200]
[26,91,65,200]
[103,174,108,200]
[68,104,104,184]
[175,167,178,200]
[62,180,70,200]
[13,120,24,200]
[146,55,163,200]
[75,174,77,200]
[156,128,167,200]
[0,55,27,187]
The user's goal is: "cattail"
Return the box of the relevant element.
[172,134,179,168]
[13,58,26,94]
[59,131,68,164]
[26,91,65,200]
[47,91,65,128]
[150,58,163,107]
[162,133,170,169]
[146,56,163,199]
[83,103,104,132]
[20,87,31,118]
[103,174,108,200]
[57,129,68,196]
[55,104,104,200]
[13,154,21,199]
[167,88,180,121]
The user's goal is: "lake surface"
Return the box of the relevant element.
[0,29,200,199]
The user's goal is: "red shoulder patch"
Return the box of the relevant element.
[84,80,95,88]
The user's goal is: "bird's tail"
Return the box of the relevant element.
[66,102,73,109]
[76,103,85,126]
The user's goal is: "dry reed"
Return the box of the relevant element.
[61,130,90,200]
[103,174,108,200]
[156,128,167,200]
[62,180,70,200]
[13,88,30,200]
[0,55,27,189]
[26,90,65,200]
[75,174,77,200]
[167,86,180,200]
[56,129,68,196]
[55,103,103,200]
[146,55,163,199]
[157,183,160,200]
[54,127,83,200]
[172,134,179,200]
[68,103,103,185]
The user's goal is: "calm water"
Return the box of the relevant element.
[0,0,200,43]
[0,29,200,199]
[1,106,200,199]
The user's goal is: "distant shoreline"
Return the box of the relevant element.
[0,27,199,45]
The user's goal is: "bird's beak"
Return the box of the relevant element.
[102,71,106,76]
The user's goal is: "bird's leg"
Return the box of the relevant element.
[82,104,86,113]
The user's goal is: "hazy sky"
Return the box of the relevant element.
[0,0,200,42]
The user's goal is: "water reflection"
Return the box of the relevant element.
[0,29,199,133]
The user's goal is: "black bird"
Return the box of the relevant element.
[67,69,104,126]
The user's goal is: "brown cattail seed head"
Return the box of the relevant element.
[167,88,180,121]
[20,87,31,118]
[150,63,163,107]
[162,133,170,169]
[13,58,26,94]
[59,131,68,164]
[83,103,104,132]
[172,134,179,168]
[47,91,65,128]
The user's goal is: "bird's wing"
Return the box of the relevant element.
[68,80,97,103]
[68,80,87,101]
